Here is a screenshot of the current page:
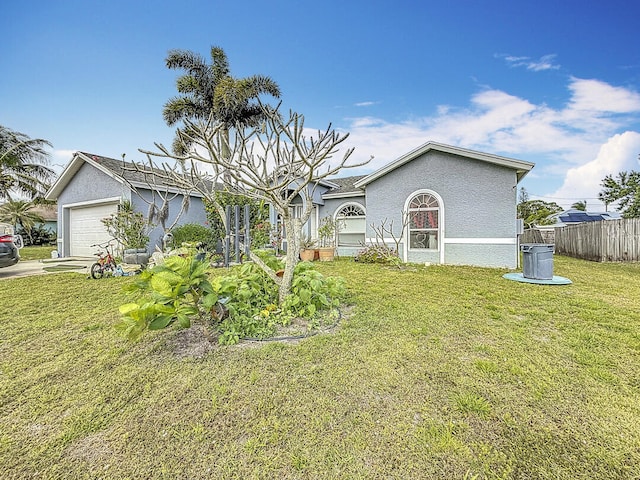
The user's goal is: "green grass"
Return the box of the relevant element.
[18,245,56,261]
[1,256,639,479]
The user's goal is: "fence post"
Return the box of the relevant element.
[235,205,241,263]
[225,206,231,267]
[244,204,251,257]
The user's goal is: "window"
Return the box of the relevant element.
[335,203,366,246]
[408,193,439,249]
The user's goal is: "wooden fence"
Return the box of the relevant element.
[520,228,544,244]
[553,218,640,262]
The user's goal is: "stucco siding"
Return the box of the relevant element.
[57,163,127,207]
[132,189,207,251]
[444,243,516,268]
[319,196,366,219]
[363,150,519,268]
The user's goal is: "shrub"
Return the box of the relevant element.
[17,224,55,246]
[354,244,401,266]
[171,223,213,249]
[101,200,150,249]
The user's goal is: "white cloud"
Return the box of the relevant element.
[498,53,560,71]
[548,131,640,209]
[333,77,640,203]
[567,77,640,113]
[354,101,378,107]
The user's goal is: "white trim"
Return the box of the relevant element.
[62,197,122,209]
[364,237,396,243]
[444,237,516,244]
[322,191,364,200]
[404,189,445,263]
[354,141,534,188]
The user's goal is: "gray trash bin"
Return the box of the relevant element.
[521,243,554,280]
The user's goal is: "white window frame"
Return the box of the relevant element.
[404,189,445,262]
[333,202,366,247]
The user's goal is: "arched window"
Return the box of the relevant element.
[335,203,366,246]
[407,192,439,250]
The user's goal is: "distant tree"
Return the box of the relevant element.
[0,126,55,200]
[599,170,640,218]
[518,187,529,204]
[571,200,587,211]
[0,199,44,243]
[517,190,563,229]
[162,46,281,158]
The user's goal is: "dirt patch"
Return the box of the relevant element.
[168,324,217,359]
[65,432,113,465]
[165,304,355,358]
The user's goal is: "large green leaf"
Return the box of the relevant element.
[149,315,174,330]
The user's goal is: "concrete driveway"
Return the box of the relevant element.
[0,257,96,280]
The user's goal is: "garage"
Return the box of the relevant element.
[69,202,118,257]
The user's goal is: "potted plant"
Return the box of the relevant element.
[317,216,337,261]
[299,234,317,262]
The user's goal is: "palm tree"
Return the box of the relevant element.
[162,46,281,156]
[571,200,587,211]
[0,199,44,243]
[0,126,55,200]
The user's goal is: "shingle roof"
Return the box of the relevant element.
[80,152,175,186]
[322,175,366,197]
[46,151,221,200]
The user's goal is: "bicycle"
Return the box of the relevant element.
[90,241,118,279]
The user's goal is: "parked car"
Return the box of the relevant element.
[0,223,22,268]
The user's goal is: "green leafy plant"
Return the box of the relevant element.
[317,216,337,248]
[281,261,344,318]
[117,250,345,345]
[171,223,214,250]
[116,255,217,340]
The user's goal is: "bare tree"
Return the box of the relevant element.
[369,212,410,255]
[118,154,192,250]
[137,105,370,303]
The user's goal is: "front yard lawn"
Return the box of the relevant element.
[1,256,639,479]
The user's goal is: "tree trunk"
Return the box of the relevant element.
[278,216,301,305]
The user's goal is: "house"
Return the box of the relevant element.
[533,208,622,244]
[31,203,58,234]
[45,152,207,257]
[47,143,533,268]
[291,141,534,268]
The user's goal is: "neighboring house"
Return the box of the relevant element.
[282,141,534,268]
[555,209,621,225]
[45,152,207,257]
[534,209,622,243]
[0,203,56,234]
[31,203,58,234]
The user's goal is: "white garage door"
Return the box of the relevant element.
[69,203,118,257]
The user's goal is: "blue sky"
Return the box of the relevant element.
[3,0,640,209]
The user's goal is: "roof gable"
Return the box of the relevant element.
[46,152,213,200]
[45,152,128,200]
[322,175,367,199]
[353,141,534,188]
